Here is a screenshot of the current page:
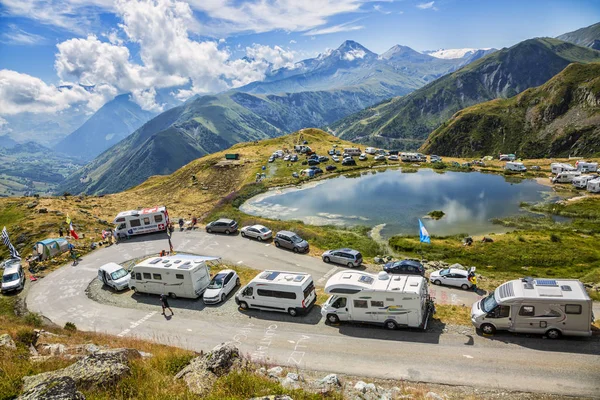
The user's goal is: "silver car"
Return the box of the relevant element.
[274,231,309,253]
[240,224,272,241]
[429,267,474,290]
[322,248,363,268]
[206,218,238,234]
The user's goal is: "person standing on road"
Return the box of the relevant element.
[112,229,118,245]
[59,227,64,237]
[160,294,174,316]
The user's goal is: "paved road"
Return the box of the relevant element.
[27,231,600,397]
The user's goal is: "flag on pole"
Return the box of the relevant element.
[66,214,79,240]
[1,226,21,260]
[418,219,430,244]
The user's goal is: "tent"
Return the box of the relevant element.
[33,238,70,261]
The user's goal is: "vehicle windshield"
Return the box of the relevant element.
[208,275,225,289]
[2,273,19,283]
[439,269,450,276]
[291,235,303,243]
[258,227,270,233]
[110,268,128,280]
[481,293,499,313]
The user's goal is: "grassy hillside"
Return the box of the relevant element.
[557,21,600,50]
[421,62,600,157]
[330,38,600,150]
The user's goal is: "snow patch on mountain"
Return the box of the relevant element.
[424,48,492,59]
[343,49,367,61]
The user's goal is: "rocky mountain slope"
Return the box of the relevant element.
[557,21,600,50]
[421,62,600,157]
[329,38,600,150]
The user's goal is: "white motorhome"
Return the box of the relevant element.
[235,270,316,316]
[128,255,214,299]
[113,206,170,238]
[321,271,433,330]
[572,175,597,189]
[98,262,130,291]
[587,178,600,193]
[365,147,377,154]
[576,161,598,173]
[471,277,593,339]
[551,163,576,174]
[551,171,581,184]
[344,148,362,156]
[505,162,526,172]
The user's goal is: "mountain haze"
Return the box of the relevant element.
[421,63,600,157]
[329,38,600,150]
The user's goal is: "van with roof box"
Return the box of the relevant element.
[471,277,593,339]
[235,270,316,316]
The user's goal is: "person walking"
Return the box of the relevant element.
[69,246,78,266]
[59,227,64,237]
[469,272,478,292]
[160,294,174,316]
[112,229,118,245]
[178,218,184,231]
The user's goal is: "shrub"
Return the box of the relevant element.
[428,210,445,220]
[163,353,195,375]
[23,312,42,327]
[64,322,77,331]
[550,233,561,243]
[15,329,36,346]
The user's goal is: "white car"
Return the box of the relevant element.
[332,155,340,162]
[388,155,399,161]
[203,270,240,304]
[429,267,474,290]
[240,224,273,241]
[374,154,386,161]
[359,153,367,161]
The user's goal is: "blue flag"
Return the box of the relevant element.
[419,219,430,244]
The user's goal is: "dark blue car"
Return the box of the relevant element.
[383,259,425,276]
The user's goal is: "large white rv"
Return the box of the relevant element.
[587,178,600,193]
[128,255,214,299]
[551,171,581,184]
[321,271,433,330]
[505,162,526,172]
[572,175,597,189]
[471,277,593,339]
[551,163,576,174]
[113,206,170,238]
[576,161,598,173]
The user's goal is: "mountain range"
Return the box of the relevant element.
[329,37,600,150]
[421,62,600,157]
[557,22,600,50]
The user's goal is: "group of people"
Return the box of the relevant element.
[177,217,197,231]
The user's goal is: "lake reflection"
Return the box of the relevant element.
[240,169,553,237]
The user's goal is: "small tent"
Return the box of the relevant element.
[33,238,70,261]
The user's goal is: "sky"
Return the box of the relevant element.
[0,0,599,120]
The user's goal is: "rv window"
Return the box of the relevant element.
[303,282,315,299]
[565,304,582,314]
[371,301,384,307]
[152,273,162,280]
[518,305,535,316]
[243,287,253,296]
[332,297,346,308]
[353,300,368,308]
[130,219,141,227]
[143,273,151,279]
[176,274,184,280]
[154,215,163,223]
[257,289,296,299]
[118,223,126,230]
[135,273,142,280]
[143,217,150,225]
[115,217,125,222]
[540,309,561,317]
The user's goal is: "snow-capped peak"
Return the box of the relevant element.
[423,48,492,59]
[343,49,367,61]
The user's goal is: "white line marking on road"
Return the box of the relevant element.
[317,266,340,284]
[463,355,473,359]
[187,329,192,332]
[265,244,270,246]
[295,263,300,267]
[226,244,230,248]
[117,311,157,337]
[264,254,269,258]
[237,261,243,264]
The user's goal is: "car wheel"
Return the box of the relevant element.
[288,308,298,317]
[221,294,226,303]
[434,280,441,285]
[327,314,340,324]
[384,320,398,330]
[293,247,299,253]
[546,329,561,339]
[324,256,330,263]
[480,323,496,335]
[239,301,248,310]
[461,284,470,290]
[207,228,212,233]
[225,230,230,235]
[257,236,263,242]
[275,241,280,247]
[236,277,240,286]
[169,292,177,299]
[241,231,246,237]
[347,262,354,268]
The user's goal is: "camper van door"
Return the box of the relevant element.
[328,296,350,321]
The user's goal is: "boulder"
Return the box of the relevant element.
[317,373,340,387]
[0,333,16,350]
[38,343,66,356]
[354,381,376,393]
[18,376,85,400]
[175,343,241,396]
[248,396,293,400]
[281,372,303,389]
[267,366,284,378]
[23,348,140,391]
[38,208,48,213]
[425,392,444,400]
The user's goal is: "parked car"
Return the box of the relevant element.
[342,157,356,166]
[98,262,131,291]
[290,154,298,162]
[322,248,363,267]
[268,156,275,163]
[274,231,309,253]
[206,218,238,234]
[308,159,320,166]
[309,166,323,174]
[430,155,442,163]
[374,154,386,161]
[283,155,290,161]
[328,149,335,155]
[326,165,337,172]
[318,156,329,162]
[203,270,240,304]
[1,263,25,294]
[429,267,474,290]
[0,258,21,270]
[383,259,425,276]
[359,154,367,161]
[332,155,340,162]
[240,224,273,241]
[473,160,485,166]
[388,155,399,161]
[335,150,342,156]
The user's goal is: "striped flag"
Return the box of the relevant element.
[66,214,79,240]
[1,226,21,260]
[418,219,431,244]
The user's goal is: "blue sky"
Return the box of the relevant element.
[0,0,599,117]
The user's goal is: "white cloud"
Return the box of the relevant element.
[131,88,164,112]
[0,117,12,134]
[289,39,297,44]
[246,44,296,70]
[416,1,437,10]
[303,20,365,36]
[1,25,46,45]
[343,49,366,61]
[373,5,391,14]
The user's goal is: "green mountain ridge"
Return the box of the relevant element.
[329,38,600,150]
[421,62,600,157]
[557,21,600,50]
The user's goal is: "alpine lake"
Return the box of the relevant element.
[240,168,558,238]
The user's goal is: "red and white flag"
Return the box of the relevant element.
[66,214,79,240]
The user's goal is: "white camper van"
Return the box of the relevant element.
[572,175,597,189]
[113,206,170,238]
[576,161,598,173]
[321,271,433,330]
[128,255,214,299]
[551,171,581,184]
[343,148,362,157]
[98,262,130,291]
[505,162,526,172]
[471,277,593,339]
[550,163,576,174]
[235,270,316,316]
[587,178,600,193]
